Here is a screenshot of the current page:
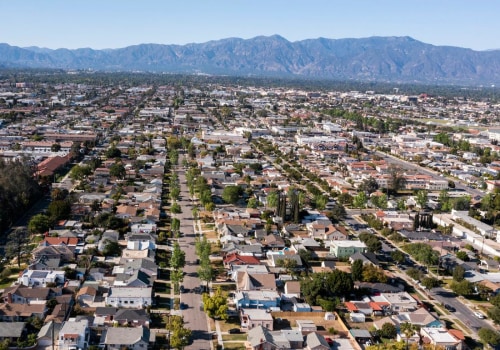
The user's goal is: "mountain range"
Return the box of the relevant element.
[1,35,500,85]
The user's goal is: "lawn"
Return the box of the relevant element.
[222,334,247,341]
[0,277,16,289]
[218,317,241,332]
[154,281,171,293]
[222,343,246,350]
[155,296,171,309]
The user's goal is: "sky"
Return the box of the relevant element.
[2,0,498,51]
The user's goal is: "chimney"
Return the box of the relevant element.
[7,293,12,304]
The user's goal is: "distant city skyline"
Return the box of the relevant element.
[2,0,498,51]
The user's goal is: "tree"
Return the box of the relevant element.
[51,143,61,152]
[171,202,182,214]
[198,262,214,289]
[170,269,184,290]
[478,328,500,347]
[165,315,192,350]
[47,199,72,221]
[105,146,121,158]
[247,197,258,209]
[298,249,313,268]
[338,192,353,206]
[102,240,121,256]
[267,191,279,208]
[28,213,51,235]
[276,258,298,274]
[170,242,186,270]
[351,259,364,281]
[359,177,379,194]
[452,265,466,282]
[453,196,471,211]
[400,322,418,350]
[416,190,428,209]
[202,287,228,320]
[314,194,328,210]
[353,192,367,209]
[301,271,353,306]
[391,250,405,264]
[421,277,440,290]
[389,166,407,193]
[371,193,388,209]
[222,185,243,204]
[380,322,397,339]
[488,307,500,325]
[70,164,92,181]
[450,280,474,296]
[171,218,181,232]
[6,228,30,268]
[109,163,126,179]
[359,232,382,253]
[362,264,387,283]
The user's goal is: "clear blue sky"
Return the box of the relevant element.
[3,0,497,51]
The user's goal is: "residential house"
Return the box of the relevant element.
[236,272,277,291]
[113,270,152,287]
[87,268,108,282]
[230,264,269,281]
[284,281,301,298]
[126,233,156,251]
[349,252,379,267]
[106,287,152,308]
[37,321,62,347]
[18,270,65,287]
[1,285,58,304]
[98,230,120,252]
[246,326,303,350]
[76,286,98,306]
[305,332,331,350]
[262,234,286,250]
[420,327,464,350]
[234,290,280,310]
[102,326,152,350]
[0,303,47,321]
[330,241,367,259]
[372,292,418,313]
[240,308,274,330]
[31,245,75,263]
[0,322,27,343]
[224,253,261,268]
[113,309,150,328]
[28,256,62,271]
[121,257,158,279]
[267,252,303,268]
[57,318,90,350]
[395,307,443,328]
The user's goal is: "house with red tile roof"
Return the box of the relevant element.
[223,253,260,268]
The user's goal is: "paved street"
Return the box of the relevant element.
[174,161,212,350]
[429,287,492,332]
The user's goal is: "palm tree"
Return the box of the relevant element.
[400,322,419,350]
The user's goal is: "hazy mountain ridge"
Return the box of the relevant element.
[2,35,500,85]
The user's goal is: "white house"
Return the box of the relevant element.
[105,287,152,308]
[58,318,90,350]
[18,270,65,287]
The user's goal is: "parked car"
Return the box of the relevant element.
[444,304,456,312]
[325,337,334,346]
[228,328,240,334]
[474,311,485,319]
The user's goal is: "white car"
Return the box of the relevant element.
[474,312,485,319]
